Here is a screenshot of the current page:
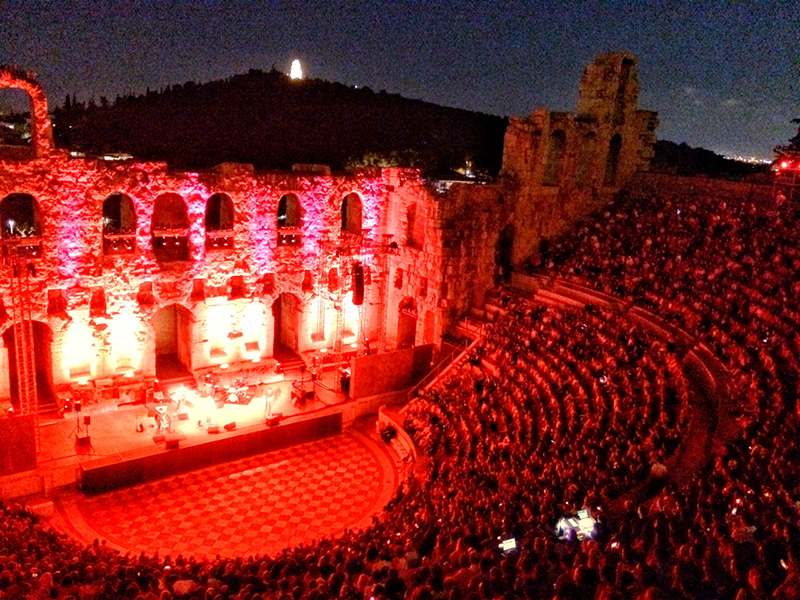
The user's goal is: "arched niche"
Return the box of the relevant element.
[102,193,137,255]
[604,134,622,187]
[272,293,301,355]
[152,304,193,380]
[0,193,43,259]
[2,320,56,411]
[151,193,189,262]
[109,312,143,376]
[61,321,96,381]
[241,302,268,360]
[542,130,567,187]
[205,193,235,251]
[341,193,362,235]
[277,193,302,246]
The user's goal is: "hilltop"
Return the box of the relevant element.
[53,68,507,177]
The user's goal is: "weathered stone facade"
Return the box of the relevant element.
[0,68,451,406]
[432,52,658,318]
[501,52,658,264]
[0,52,657,407]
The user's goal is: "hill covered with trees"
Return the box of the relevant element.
[53,69,508,178]
[51,68,770,182]
[649,139,768,180]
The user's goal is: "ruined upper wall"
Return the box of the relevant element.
[499,52,658,266]
[0,66,54,159]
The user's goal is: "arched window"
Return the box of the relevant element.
[151,193,189,262]
[102,193,136,255]
[277,194,302,246]
[575,132,597,189]
[205,193,234,251]
[341,193,362,235]
[205,193,234,231]
[0,67,54,159]
[542,130,567,187]
[406,203,425,249]
[604,134,622,187]
[0,88,32,152]
[0,193,42,258]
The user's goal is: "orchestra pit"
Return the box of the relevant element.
[1,56,799,600]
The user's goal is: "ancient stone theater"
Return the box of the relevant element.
[0,53,655,487]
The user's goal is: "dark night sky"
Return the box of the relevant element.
[1,0,797,160]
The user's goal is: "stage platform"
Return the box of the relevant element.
[3,377,348,499]
[81,409,342,494]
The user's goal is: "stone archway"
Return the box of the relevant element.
[0,67,54,158]
[2,320,56,412]
[272,293,301,357]
[152,304,193,382]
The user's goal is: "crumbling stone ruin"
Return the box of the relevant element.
[0,53,656,409]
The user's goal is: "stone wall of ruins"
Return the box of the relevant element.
[436,53,658,318]
[501,52,658,266]
[0,144,444,401]
[0,53,658,403]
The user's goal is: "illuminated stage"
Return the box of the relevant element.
[27,377,348,497]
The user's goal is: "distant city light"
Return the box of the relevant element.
[290,60,303,80]
[722,153,772,165]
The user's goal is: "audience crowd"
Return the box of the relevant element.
[1,187,798,599]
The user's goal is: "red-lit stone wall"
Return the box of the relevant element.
[0,148,444,399]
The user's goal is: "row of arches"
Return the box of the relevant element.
[542,131,623,188]
[0,190,367,261]
[1,292,435,407]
